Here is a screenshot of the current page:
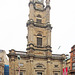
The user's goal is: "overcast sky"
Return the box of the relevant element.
[0,0,75,55]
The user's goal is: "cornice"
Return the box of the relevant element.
[27,43,52,48]
[26,47,35,50]
[29,1,51,11]
[26,20,52,29]
[27,43,34,46]
[46,5,51,9]
[70,49,75,53]
[29,1,44,7]
[8,52,64,60]
[29,1,34,7]
[34,2,45,7]
[27,47,52,52]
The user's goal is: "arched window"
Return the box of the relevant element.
[37,33,42,47]
[37,14,41,18]
[36,14,42,23]
[36,63,44,68]
[37,33,42,36]
[36,65,42,68]
[35,63,45,75]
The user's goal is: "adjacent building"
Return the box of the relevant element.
[70,45,75,75]
[8,0,67,75]
[0,50,9,75]
[66,57,70,75]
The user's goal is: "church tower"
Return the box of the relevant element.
[8,0,66,75]
[26,0,52,56]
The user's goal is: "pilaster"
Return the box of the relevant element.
[29,57,33,75]
[9,49,15,75]
[29,1,34,20]
[47,58,51,75]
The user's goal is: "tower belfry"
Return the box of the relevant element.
[26,0,52,56]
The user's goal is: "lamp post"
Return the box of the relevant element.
[17,55,21,75]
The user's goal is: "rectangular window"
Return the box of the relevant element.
[37,37,42,46]
[73,51,75,55]
[37,72,42,75]
[20,72,23,75]
[73,63,75,66]
[72,67,75,70]
[54,73,58,75]
[72,63,75,70]
[73,56,75,61]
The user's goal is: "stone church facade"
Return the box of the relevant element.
[8,0,66,75]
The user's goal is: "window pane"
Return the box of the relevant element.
[37,38,42,46]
